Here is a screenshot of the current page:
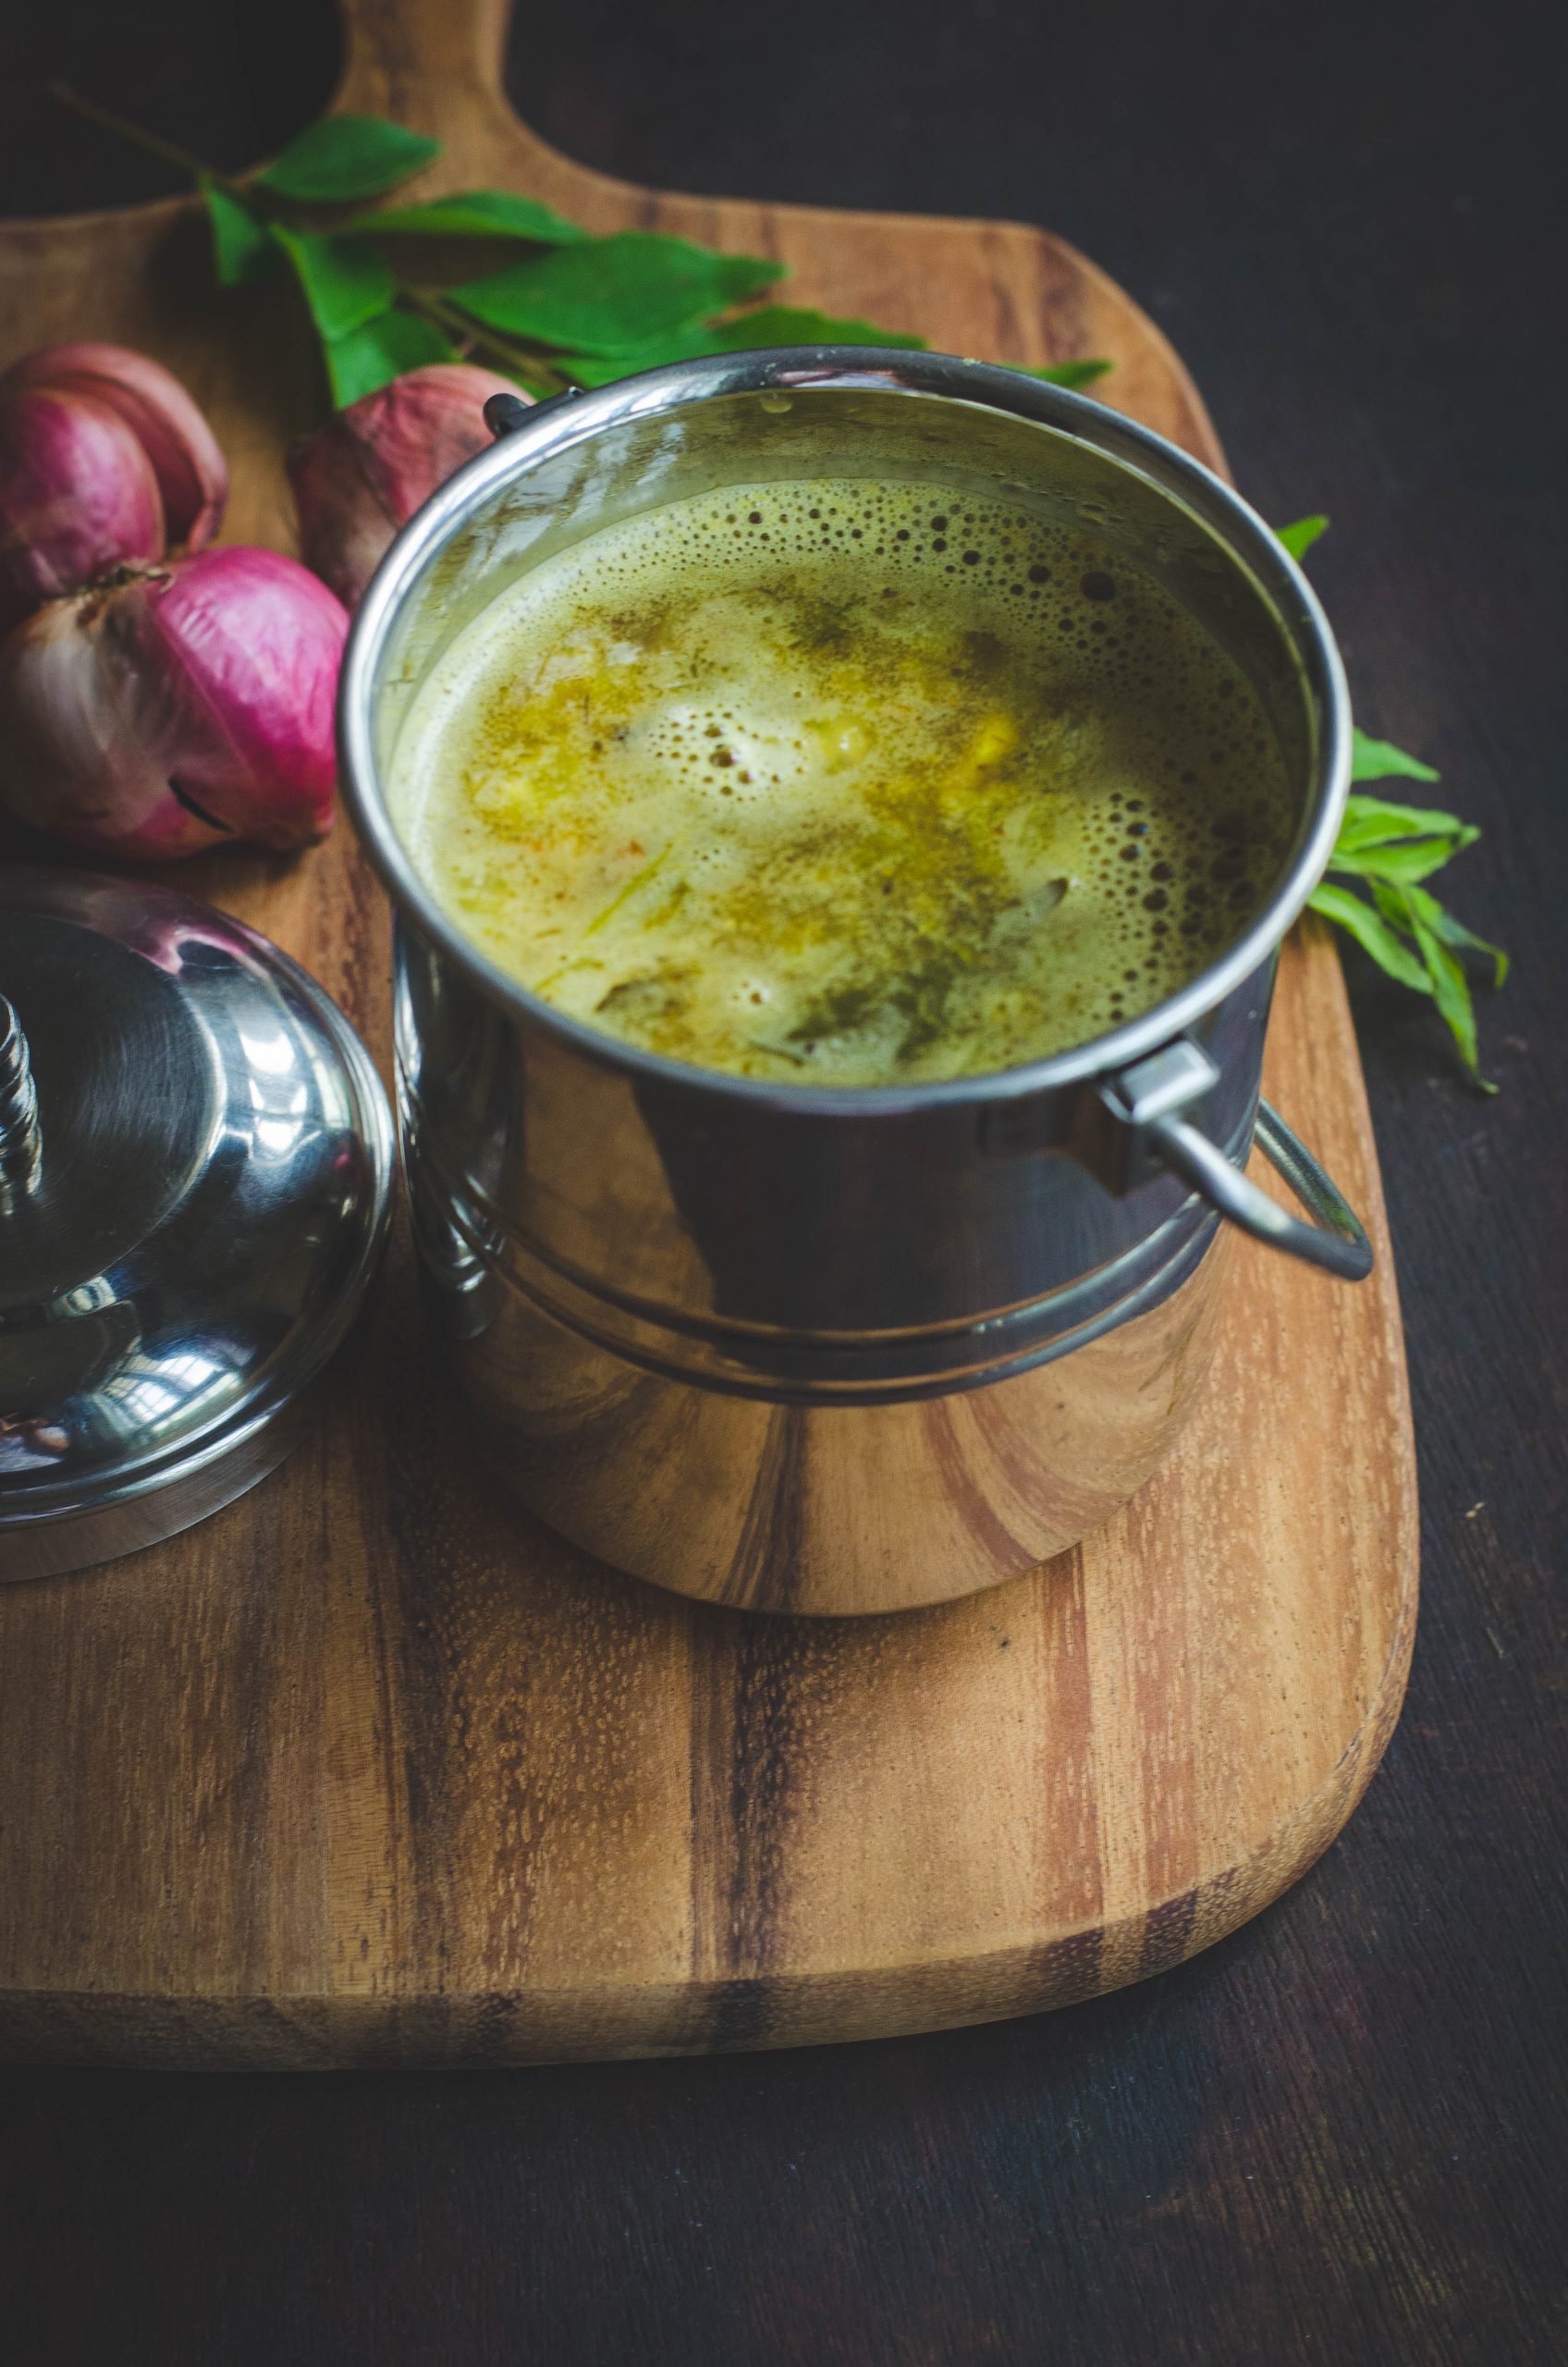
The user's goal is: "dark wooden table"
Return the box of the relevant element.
[1,3,1562,2360]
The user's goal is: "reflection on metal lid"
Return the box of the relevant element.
[0,866,393,1581]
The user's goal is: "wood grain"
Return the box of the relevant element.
[0,0,1416,2067]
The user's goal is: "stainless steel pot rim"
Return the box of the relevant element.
[341,346,1352,1116]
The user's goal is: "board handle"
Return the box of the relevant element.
[333,0,514,123]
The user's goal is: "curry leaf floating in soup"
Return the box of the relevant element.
[388,479,1294,1085]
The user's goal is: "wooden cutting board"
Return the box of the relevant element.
[0,0,1416,2067]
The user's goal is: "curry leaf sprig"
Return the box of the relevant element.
[1279,516,1506,1087]
[54,92,1111,410]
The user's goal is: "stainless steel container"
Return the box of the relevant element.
[339,350,1371,1616]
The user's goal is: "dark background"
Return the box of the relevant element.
[1,3,1564,2360]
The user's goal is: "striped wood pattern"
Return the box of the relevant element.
[0,0,1416,2066]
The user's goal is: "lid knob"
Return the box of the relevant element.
[0,997,41,1213]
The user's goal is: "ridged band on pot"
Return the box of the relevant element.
[339,349,1369,1613]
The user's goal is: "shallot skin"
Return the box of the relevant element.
[0,386,165,636]
[0,548,349,858]
[288,363,521,608]
[0,342,228,553]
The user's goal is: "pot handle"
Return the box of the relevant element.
[1104,1044,1374,1282]
[1151,1100,1373,1280]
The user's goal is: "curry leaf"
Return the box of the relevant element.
[351,189,586,244]
[1351,728,1441,784]
[1406,889,1509,989]
[1307,881,1433,995]
[272,228,397,343]
[704,303,926,353]
[254,115,437,204]
[1329,836,1480,887]
[1329,794,1479,886]
[1334,794,1476,856]
[1315,779,1505,1085]
[555,345,685,388]
[1390,884,1492,1089]
[1019,359,1115,389]
[449,232,784,353]
[1276,514,1329,560]
[556,304,929,386]
[325,308,458,406]
[202,178,273,288]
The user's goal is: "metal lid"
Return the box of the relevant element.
[0,867,393,1583]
